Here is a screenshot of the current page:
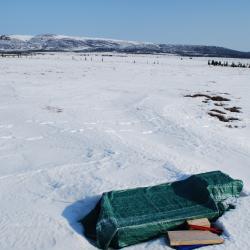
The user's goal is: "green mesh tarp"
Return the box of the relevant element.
[81,171,243,249]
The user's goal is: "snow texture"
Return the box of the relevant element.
[0,53,249,250]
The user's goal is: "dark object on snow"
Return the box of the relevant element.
[80,171,243,249]
[184,94,230,102]
[224,106,242,113]
[210,109,226,115]
[207,112,240,122]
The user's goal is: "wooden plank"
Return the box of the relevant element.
[168,230,224,246]
[187,218,210,228]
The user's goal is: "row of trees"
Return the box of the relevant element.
[0,35,11,40]
[208,60,250,68]
[0,53,27,58]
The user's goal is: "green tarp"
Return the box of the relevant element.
[81,171,243,249]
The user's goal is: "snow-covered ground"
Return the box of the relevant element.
[0,53,249,250]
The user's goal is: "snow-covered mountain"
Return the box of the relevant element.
[1,34,250,58]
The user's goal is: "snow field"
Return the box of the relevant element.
[0,53,250,249]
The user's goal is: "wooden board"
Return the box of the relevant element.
[187,218,210,228]
[168,230,224,246]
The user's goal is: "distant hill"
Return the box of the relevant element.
[1,34,250,58]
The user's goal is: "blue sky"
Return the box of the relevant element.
[1,0,250,51]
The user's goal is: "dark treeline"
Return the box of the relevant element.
[208,59,250,68]
[1,53,23,58]
[0,51,33,57]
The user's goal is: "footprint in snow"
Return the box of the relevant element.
[86,148,94,158]
[104,149,115,157]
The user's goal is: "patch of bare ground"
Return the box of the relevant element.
[184,94,230,102]
[224,107,242,113]
[185,92,243,127]
[208,112,240,122]
[210,109,226,114]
